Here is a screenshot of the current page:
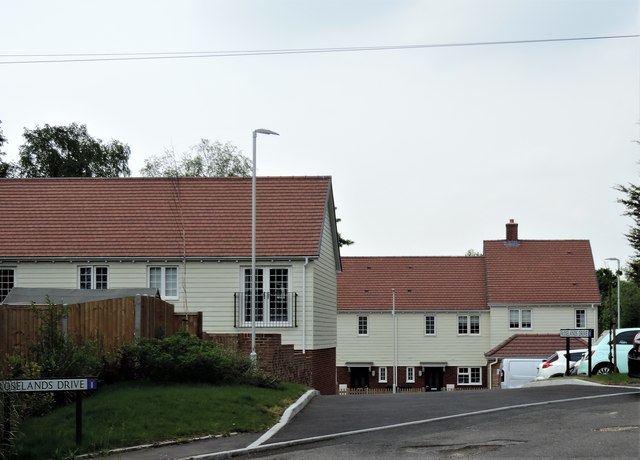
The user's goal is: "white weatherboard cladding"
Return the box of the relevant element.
[488,304,599,348]
[337,311,489,367]
[310,212,338,349]
[9,260,324,350]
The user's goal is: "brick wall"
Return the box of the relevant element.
[207,333,336,395]
[337,365,488,391]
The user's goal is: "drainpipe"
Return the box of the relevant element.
[487,358,499,389]
[302,257,309,353]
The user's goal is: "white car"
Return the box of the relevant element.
[535,349,587,380]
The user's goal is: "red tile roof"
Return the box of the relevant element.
[337,256,488,311]
[0,177,334,259]
[483,240,601,305]
[484,333,588,358]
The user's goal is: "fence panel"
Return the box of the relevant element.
[0,297,203,361]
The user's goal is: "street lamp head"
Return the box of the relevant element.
[253,128,279,136]
[605,257,620,263]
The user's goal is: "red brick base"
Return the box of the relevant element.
[207,333,336,395]
[337,365,488,391]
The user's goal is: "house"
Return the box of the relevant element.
[0,176,341,395]
[336,220,601,391]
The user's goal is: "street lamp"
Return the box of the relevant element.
[605,257,621,373]
[250,128,279,365]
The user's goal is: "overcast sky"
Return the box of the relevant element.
[1,0,638,271]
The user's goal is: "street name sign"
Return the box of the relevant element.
[1,378,97,393]
[560,329,594,338]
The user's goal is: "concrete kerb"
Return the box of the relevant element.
[247,389,319,448]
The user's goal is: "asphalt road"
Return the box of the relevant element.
[245,384,640,459]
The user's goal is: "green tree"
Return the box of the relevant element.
[16,123,131,177]
[596,268,617,331]
[0,120,10,177]
[141,139,251,177]
[615,179,640,283]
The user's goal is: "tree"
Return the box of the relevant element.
[0,120,10,177]
[16,123,131,177]
[140,139,251,177]
[142,140,355,247]
[615,180,640,283]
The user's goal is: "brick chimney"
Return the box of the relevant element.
[506,219,518,242]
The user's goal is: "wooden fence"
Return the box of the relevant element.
[0,296,202,360]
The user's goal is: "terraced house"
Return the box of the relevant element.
[0,176,341,395]
[336,220,601,391]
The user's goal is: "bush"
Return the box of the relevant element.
[112,332,280,387]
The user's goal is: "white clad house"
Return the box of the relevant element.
[336,220,601,391]
[0,176,342,394]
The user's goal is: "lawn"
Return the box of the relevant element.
[12,381,307,459]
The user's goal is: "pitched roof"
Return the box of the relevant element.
[483,239,601,305]
[337,256,487,311]
[2,287,159,305]
[484,333,588,358]
[0,176,335,259]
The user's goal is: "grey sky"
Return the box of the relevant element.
[1,0,638,271]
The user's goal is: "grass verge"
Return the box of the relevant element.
[575,373,640,385]
[13,381,307,459]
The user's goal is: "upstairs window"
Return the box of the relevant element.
[458,315,480,335]
[509,309,532,329]
[358,316,368,336]
[242,267,291,326]
[149,266,178,299]
[0,268,15,303]
[79,266,108,290]
[425,315,436,335]
[575,309,586,328]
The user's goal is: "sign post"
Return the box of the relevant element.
[560,329,594,377]
[1,378,97,445]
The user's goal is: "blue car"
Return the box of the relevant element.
[574,328,640,375]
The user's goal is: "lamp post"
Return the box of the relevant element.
[250,129,279,365]
[605,257,621,373]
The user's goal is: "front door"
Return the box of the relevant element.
[350,367,370,388]
[424,367,443,390]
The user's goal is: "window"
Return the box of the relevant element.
[457,367,482,385]
[378,367,387,383]
[243,267,290,325]
[149,266,178,299]
[0,268,15,303]
[406,366,415,383]
[575,309,586,328]
[358,316,368,336]
[509,309,532,329]
[458,315,480,335]
[79,266,108,289]
[425,315,436,335]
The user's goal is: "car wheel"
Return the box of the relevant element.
[593,363,614,374]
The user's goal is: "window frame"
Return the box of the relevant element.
[149,265,179,300]
[241,266,292,326]
[458,314,481,335]
[357,315,368,336]
[406,366,415,383]
[424,314,436,336]
[509,308,532,330]
[457,367,482,386]
[575,309,586,328]
[0,267,16,303]
[78,265,109,290]
[378,366,387,383]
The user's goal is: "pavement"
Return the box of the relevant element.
[92,380,640,460]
